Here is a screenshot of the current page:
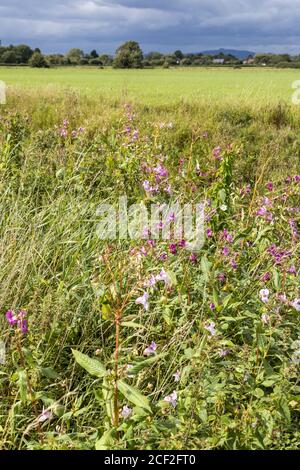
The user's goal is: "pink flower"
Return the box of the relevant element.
[222,246,230,256]
[144,341,157,356]
[6,310,28,334]
[164,390,177,408]
[121,405,132,419]
[169,243,177,255]
[206,228,213,238]
[173,371,181,382]
[259,289,270,303]
[261,272,271,282]
[209,303,216,310]
[212,146,222,159]
[205,322,216,336]
[266,182,273,191]
[136,292,149,311]
[189,253,198,264]
[156,269,171,285]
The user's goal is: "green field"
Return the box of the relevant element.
[1,66,300,104]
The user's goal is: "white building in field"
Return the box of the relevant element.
[212,58,225,64]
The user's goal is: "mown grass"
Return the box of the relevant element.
[1,66,300,104]
[0,84,299,450]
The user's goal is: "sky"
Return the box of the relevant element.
[0,0,300,55]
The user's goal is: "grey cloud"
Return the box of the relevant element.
[0,0,299,54]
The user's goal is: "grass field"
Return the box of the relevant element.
[0,67,299,450]
[1,66,300,104]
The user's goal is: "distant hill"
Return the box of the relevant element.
[201,48,255,59]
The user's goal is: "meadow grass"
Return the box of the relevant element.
[0,76,299,450]
[1,66,300,104]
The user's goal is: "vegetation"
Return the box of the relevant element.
[0,74,299,449]
[2,42,300,68]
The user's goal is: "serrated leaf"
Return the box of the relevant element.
[72,349,107,378]
[117,380,152,413]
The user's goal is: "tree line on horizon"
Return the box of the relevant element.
[1,41,300,69]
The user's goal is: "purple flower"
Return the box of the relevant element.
[173,371,181,382]
[291,298,300,312]
[287,265,297,275]
[212,146,222,160]
[136,292,149,311]
[38,408,52,423]
[222,246,230,256]
[218,273,226,282]
[169,243,177,255]
[229,258,238,270]
[261,272,271,282]
[219,349,230,358]
[266,182,273,191]
[6,310,17,326]
[261,314,270,325]
[206,228,213,238]
[145,275,157,287]
[144,341,157,356]
[164,390,177,408]
[259,289,270,303]
[5,310,28,334]
[178,239,186,248]
[154,163,168,178]
[189,253,198,264]
[121,405,132,419]
[156,268,171,285]
[205,322,217,336]
[209,303,216,311]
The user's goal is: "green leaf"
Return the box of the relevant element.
[129,353,166,376]
[201,256,211,282]
[102,377,115,424]
[18,370,28,403]
[72,349,107,378]
[95,429,115,450]
[117,380,152,413]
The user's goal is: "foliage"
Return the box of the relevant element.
[0,83,299,450]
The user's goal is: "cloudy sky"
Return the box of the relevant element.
[0,0,300,54]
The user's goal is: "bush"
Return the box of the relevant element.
[29,52,49,68]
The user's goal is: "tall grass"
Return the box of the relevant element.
[0,88,299,450]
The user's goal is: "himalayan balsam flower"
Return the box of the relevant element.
[261,272,271,282]
[6,310,28,334]
[156,268,171,286]
[38,408,52,423]
[136,292,149,311]
[144,342,157,356]
[219,349,230,358]
[169,243,177,255]
[205,322,216,336]
[259,289,270,303]
[189,253,198,264]
[121,405,132,419]
[261,314,270,325]
[291,299,300,312]
[212,146,222,160]
[164,390,177,408]
[173,371,181,382]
